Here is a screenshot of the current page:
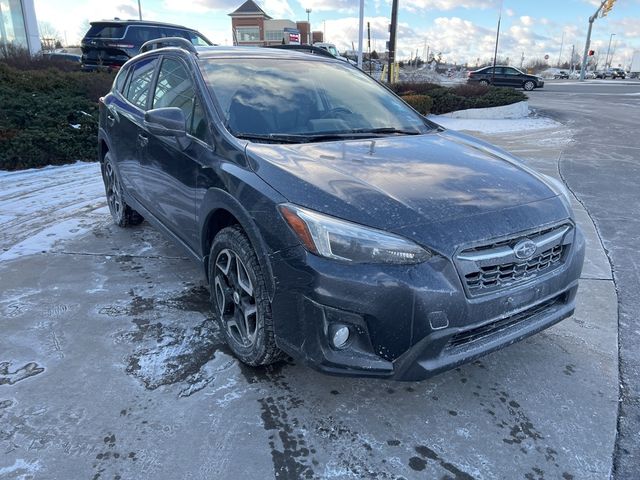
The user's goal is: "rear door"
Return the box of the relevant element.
[113,56,158,199]
[140,55,212,249]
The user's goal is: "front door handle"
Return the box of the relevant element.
[137,133,149,148]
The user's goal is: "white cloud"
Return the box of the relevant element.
[403,0,498,11]
[298,0,357,13]
[505,8,515,17]
[519,16,534,26]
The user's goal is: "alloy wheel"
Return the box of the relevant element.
[104,161,123,220]
[214,248,258,347]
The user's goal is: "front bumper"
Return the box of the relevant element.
[269,225,585,381]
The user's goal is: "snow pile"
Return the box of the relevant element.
[0,162,106,261]
[429,114,561,134]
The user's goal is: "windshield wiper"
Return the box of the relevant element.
[349,127,423,135]
[233,133,309,144]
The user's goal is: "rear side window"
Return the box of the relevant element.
[85,24,125,39]
[125,58,157,109]
[126,26,163,44]
[153,58,209,142]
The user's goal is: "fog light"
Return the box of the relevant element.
[331,325,351,349]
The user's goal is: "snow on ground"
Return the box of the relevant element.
[429,113,561,134]
[0,162,106,261]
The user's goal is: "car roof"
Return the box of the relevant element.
[89,19,195,30]
[195,46,339,63]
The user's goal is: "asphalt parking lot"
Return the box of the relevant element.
[0,84,633,479]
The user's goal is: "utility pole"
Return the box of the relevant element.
[357,0,364,69]
[137,0,143,20]
[367,22,372,75]
[605,33,616,68]
[306,8,312,45]
[580,0,615,81]
[387,0,398,84]
[610,37,618,67]
[558,31,565,67]
[491,0,503,83]
[520,51,525,69]
[570,44,575,73]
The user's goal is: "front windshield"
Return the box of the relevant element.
[198,58,431,141]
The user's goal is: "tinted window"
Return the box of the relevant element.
[504,67,520,75]
[153,58,208,141]
[126,58,157,109]
[126,26,162,44]
[185,31,211,46]
[114,66,130,93]
[85,24,126,39]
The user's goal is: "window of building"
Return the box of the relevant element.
[265,30,284,42]
[235,27,260,43]
[0,0,28,49]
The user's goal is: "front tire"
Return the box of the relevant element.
[101,152,144,227]
[209,226,284,366]
[523,80,535,91]
[479,79,489,86]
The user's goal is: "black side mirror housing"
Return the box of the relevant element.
[144,107,187,137]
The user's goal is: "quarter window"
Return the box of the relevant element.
[125,58,157,109]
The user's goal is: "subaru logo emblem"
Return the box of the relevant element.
[513,239,537,259]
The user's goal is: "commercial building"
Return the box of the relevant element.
[229,0,321,46]
[0,0,40,55]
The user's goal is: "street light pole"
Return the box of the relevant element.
[306,8,312,45]
[580,0,608,81]
[605,33,616,68]
[491,0,503,83]
[557,31,565,67]
[137,0,142,20]
[387,0,398,84]
[357,0,364,69]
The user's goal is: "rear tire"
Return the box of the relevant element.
[102,152,144,227]
[209,226,284,366]
[523,80,535,91]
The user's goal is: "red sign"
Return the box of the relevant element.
[289,33,300,43]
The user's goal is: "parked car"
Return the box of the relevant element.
[98,41,584,380]
[553,70,569,79]
[81,19,212,71]
[607,67,627,79]
[467,65,544,91]
[42,51,82,64]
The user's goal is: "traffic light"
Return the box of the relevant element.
[602,0,616,17]
[588,50,595,56]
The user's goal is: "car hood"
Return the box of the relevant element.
[247,130,561,234]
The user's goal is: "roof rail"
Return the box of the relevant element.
[140,37,197,55]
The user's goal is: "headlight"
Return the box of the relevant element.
[278,204,431,264]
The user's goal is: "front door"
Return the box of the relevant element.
[139,56,212,252]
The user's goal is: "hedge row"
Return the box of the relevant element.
[0,61,113,170]
[392,82,527,115]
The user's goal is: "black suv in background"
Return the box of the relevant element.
[81,20,212,71]
[467,65,544,91]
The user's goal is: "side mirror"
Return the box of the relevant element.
[144,107,186,137]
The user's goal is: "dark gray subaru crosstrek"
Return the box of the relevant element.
[98,40,585,381]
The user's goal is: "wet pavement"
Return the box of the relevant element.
[0,124,619,479]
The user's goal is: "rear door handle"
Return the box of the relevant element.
[137,133,149,148]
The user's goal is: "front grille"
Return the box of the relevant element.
[446,294,565,351]
[455,224,573,297]
[465,244,564,292]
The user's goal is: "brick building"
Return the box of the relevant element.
[229,0,320,46]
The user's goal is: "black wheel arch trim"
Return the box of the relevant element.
[199,187,280,300]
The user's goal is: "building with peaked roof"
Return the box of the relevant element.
[229,0,317,46]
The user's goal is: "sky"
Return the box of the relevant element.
[34,0,640,68]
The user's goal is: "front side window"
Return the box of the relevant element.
[153,57,209,142]
[153,58,195,125]
[125,58,157,109]
[235,27,260,43]
[199,58,431,139]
